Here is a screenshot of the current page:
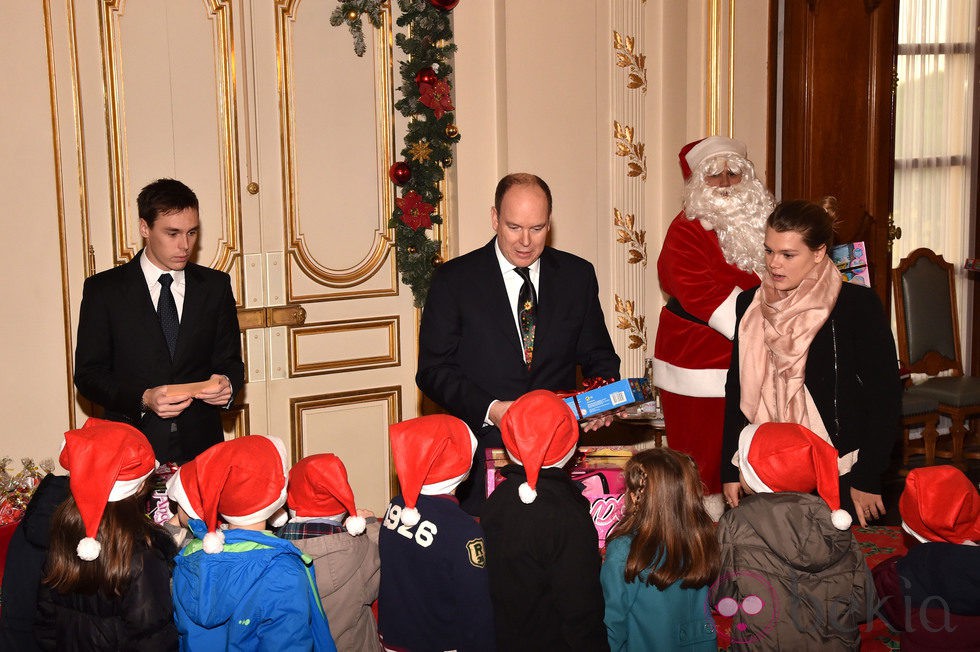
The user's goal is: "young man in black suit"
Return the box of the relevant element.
[74,178,244,464]
[416,173,621,513]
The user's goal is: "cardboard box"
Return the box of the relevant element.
[486,445,632,548]
[566,378,653,420]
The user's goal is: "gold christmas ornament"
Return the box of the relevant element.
[408,140,433,162]
[347,10,359,21]
[441,155,453,168]
[445,124,458,138]
[407,246,417,254]
[431,254,444,267]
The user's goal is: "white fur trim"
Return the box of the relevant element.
[544,444,578,470]
[707,287,742,341]
[202,530,225,554]
[400,506,420,527]
[518,482,537,504]
[287,511,346,523]
[685,136,747,174]
[108,465,156,502]
[345,515,367,536]
[222,486,287,526]
[901,521,930,544]
[165,470,201,521]
[736,424,771,493]
[77,537,101,561]
[831,509,853,530]
[651,358,727,397]
[269,508,288,529]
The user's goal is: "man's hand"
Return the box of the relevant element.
[722,482,743,509]
[850,486,885,528]
[580,414,615,432]
[195,374,233,406]
[488,400,514,425]
[142,386,192,419]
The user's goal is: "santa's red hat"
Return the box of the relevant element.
[389,415,477,527]
[900,465,980,544]
[287,453,366,535]
[60,418,158,560]
[738,422,852,530]
[500,390,580,505]
[167,435,289,553]
[679,135,747,182]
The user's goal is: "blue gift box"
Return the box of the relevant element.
[565,378,653,420]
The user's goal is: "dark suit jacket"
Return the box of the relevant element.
[74,250,245,463]
[417,239,620,433]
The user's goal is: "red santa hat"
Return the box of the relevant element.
[287,453,366,536]
[738,422,852,530]
[679,135,747,182]
[900,465,980,544]
[60,418,158,560]
[389,414,477,527]
[500,390,580,505]
[167,435,289,553]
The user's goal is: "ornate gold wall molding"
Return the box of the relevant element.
[614,294,647,351]
[613,31,647,93]
[613,208,646,266]
[275,0,397,298]
[613,120,647,180]
[290,386,401,495]
[706,0,737,137]
[290,316,400,376]
[98,0,242,272]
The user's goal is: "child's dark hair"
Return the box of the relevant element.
[44,486,162,597]
[607,448,720,590]
[766,196,838,251]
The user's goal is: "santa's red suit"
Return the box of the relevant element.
[653,212,759,493]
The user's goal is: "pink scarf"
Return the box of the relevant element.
[738,255,842,427]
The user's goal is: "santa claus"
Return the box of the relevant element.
[653,136,774,519]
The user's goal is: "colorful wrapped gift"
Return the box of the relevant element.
[0,457,54,526]
[146,461,179,524]
[560,377,655,421]
[486,445,631,548]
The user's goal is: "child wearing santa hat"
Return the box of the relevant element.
[481,390,609,652]
[167,435,337,651]
[377,414,494,652]
[35,418,178,650]
[872,465,980,650]
[711,422,873,651]
[279,453,382,652]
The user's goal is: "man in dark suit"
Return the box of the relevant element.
[417,173,620,513]
[74,178,244,464]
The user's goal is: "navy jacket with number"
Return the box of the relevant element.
[377,494,495,651]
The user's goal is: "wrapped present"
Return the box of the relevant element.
[0,457,54,526]
[146,462,179,524]
[486,445,631,548]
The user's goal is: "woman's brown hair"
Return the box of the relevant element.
[766,196,838,251]
[607,448,720,590]
[43,486,160,597]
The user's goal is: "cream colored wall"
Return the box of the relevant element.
[453,0,771,378]
[0,1,771,501]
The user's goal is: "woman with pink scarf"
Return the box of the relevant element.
[720,198,901,527]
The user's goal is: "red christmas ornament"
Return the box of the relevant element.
[429,0,460,10]
[388,161,411,186]
[414,67,438,86]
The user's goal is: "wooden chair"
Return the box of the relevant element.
[899,389,940,472]
[893,248,980,466]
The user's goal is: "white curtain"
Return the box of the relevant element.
[893,0,976,365]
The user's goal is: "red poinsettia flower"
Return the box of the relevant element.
[418,79,455,119]
[396,191,434,230]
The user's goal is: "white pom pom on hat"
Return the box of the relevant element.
[518,482,538,504]
[202,529,225,554]
[345,515,367,535]
[399,506,421,527]
[59,418,157,561]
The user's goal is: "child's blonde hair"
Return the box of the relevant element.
[608,448,720,589]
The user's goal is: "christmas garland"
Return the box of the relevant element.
[334,0,460,307]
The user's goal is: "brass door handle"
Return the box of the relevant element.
[237,305,307,331]
[887,215,902,253]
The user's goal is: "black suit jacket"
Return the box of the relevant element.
[74,250,245,463]
[417,239,620,433]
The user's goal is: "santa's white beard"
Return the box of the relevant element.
[684,180,773,274]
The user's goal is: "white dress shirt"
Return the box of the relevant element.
[140,253,186,321]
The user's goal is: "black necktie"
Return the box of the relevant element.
[514,267,536,368]
[158,273,179,358]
